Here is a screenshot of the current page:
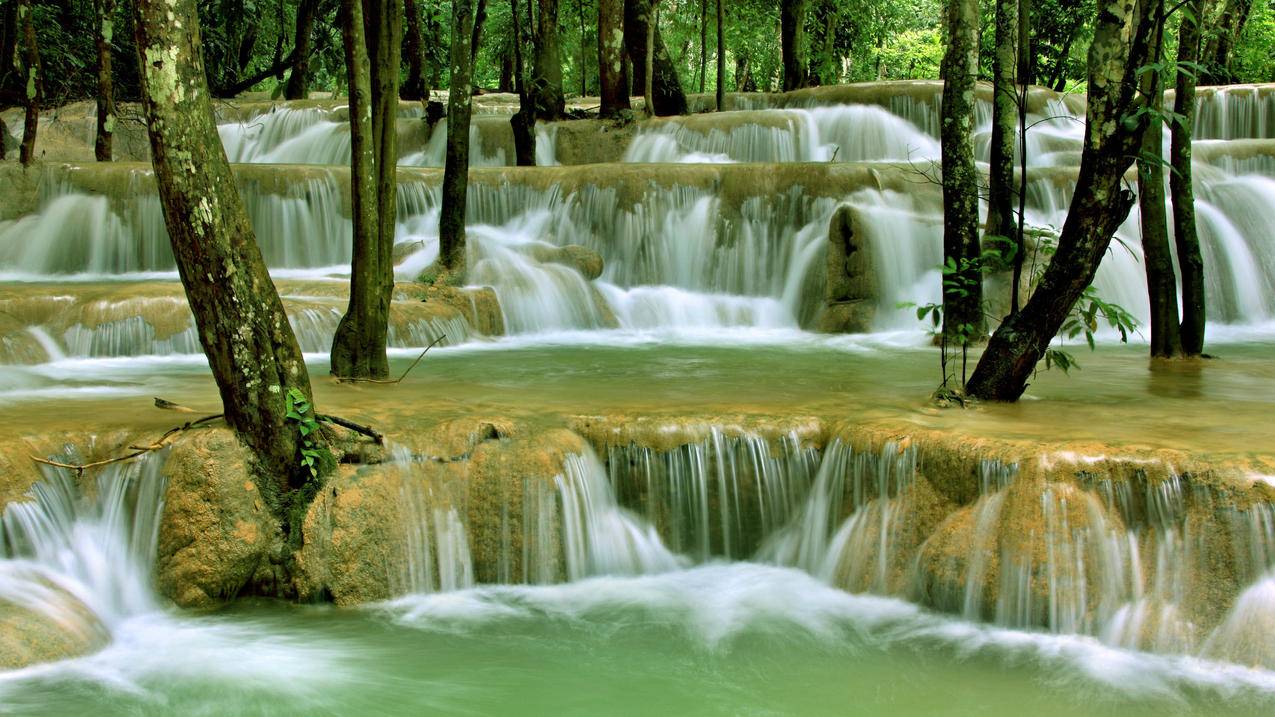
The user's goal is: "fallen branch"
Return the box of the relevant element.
[334,335,445,385]
[316,414,384,444]
[29,414,224,476]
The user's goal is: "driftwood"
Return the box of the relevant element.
[334,336,445,385]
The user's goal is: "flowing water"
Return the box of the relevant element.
[2,82,1275,712]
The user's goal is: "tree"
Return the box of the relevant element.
[1135,0,1181,358]
[17,0,40,166]
[624,0,687,115]
[94,0,116,162]
[939,0,985,343]
[284,0,321,99]
[985,0,1018,266]
[402,0,430,100]
[780,0,808,91]
[1201,0,1254,82]
[132,0,317,500]
[698,0,708,93]
[331,0,402,380]
[440,0,477,270]
[715,0,724,110]
[1172,0,1206,355]
[531,0,566,119]
[512,0,538,163]
[598,0,630,116]
[966,0,1162,401]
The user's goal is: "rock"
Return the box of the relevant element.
[531,244,605,280]
[0,578,109,670]
[155,429,284,608]
[820,205,878,333]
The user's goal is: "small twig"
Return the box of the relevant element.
[316,414,384,445]
[334,335,446,385]
[29,414,224,476]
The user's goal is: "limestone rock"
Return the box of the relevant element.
[530,244,605,281]
[0,584,109,671]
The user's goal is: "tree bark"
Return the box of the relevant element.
[402,0,429,100]
[331,0,402,380]
[1201,0,1253,83]
[132,0,314,494]
[440,0,476,269]
[780,0,808,91]
[623,0,687,115]
[1135,0,1181,358]
[939,0,985,343]
[512,0,537,163]
[598,0,630,116]
[284,0,320,99]
[1172,0,1205,355]
[531,0,565,119]
[966,0,1161,401]
[94,0,116,161]
[698,0,707,93]
[715,0,724,111]
[472,0,489,67]
[17,0,40,166]
[985,0,1017,256]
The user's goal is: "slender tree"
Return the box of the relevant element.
[623,0,687,115]
[331,0,402,380]
[1200,0,1254,83]
[132,0,315,493]
[440,0,477,269]
[715,0,724,111]
[531,0,565,119]
[17,0,40,166]
[403,0,429,100]
[698,0,707,93]
[966,0,1162,401]
[512,0,537,163]
[284,0,321,99]
[1172,0,1206,355]
[1135,0,1181,358]
[985,0,1018,261]
[780,0,808,91]
[598,0,630,116]
[939,0,986,342]
[94,0,116,161]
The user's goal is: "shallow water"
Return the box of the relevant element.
[1,564,1272,716]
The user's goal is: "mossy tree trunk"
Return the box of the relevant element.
[598,0,630,116]
[715,0,724,111]
[1172,0,1206,355]
[440,0,477,270]
[939,0,986,343]
[531,0,565,119]
[18,0,40,166]
[402,0,429,100]
[94,0,115,162]
[623,0,687,115]
[331,0,402,380]
[511,0,537,164]
[284,0,320,100]
[132,0,314,494]
[985,0,1017,262]
[780,0,808,91]
[966,0,1161,401]
[1135,0,1181,358]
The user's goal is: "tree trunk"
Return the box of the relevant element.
[939,0,985,343]
[1172,0,1205,355]
[331,0,402,380]
[440,0,476,268]
[623,0,687,115]
[132,0,314,495]
[780,0,808,91]
[598,0,630,116]
[284,0,320,99]
[1136,1,1180,358]
[402,0,429,100]
[643,2,654,113]
[966,0,1160,401]
[472,0,488,67]
[698,0,707,93]
[578,0,587,96]
[1201,0,1253,83]
[94,0,116,162]
[531,0,565,119]
[715,0,724,111]
[985,0,1017,255]
[17,0,40,166]
[512,0,537,163]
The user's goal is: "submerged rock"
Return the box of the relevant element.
[0,581,109,671]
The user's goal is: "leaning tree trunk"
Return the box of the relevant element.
[531,0,565,119]
[623,0,687,115]
[598,0,629,116]
[511,0,537,163]
[780,0,808,92]
[440,0,476,269]
[715,0,724,111]
[1172,0,1205,355]
[284,0,320,99]
[132,0,314,495]
[331,0,402,380]
[985,0,1017,256]
[965,0,1161,401]
[94,0,116,161]
[939,0,985,343]
[1135,4,1181,359]
[17,0,40,166]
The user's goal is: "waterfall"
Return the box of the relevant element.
[397,451,476,595]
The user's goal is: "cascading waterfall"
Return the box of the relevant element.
[396,450,476,595]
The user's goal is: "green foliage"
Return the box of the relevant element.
[284,387,323,481]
